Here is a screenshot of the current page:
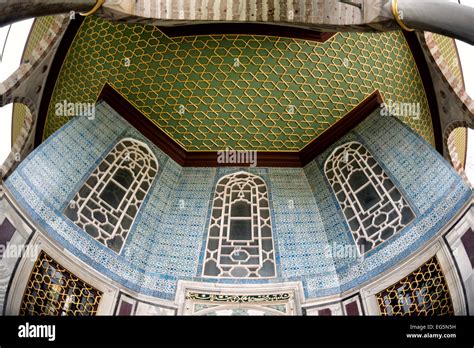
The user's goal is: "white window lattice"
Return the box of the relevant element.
[64,138,158,253]
[203,172,276,278]
[325,142,415,254]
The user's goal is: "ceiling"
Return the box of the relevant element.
[42,16,435,151]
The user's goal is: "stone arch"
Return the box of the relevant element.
[0,97,37,180]
[1,15,70,180]
[0,14,70,106]
[420,32,474,173]
[424,32,465,93]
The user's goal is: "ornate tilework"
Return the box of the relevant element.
[5,102,471,300]
[450,127,468,168]
[430,34,463,83]
[64,138,158,253]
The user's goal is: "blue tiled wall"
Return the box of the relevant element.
[5,102,472,300]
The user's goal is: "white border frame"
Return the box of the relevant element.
[359,239,466,315]
[175,280,305,315]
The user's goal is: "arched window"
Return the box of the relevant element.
[203,172,276,278]
[325,142,415,254]
[64,138,158,253]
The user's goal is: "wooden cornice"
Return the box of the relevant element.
[158,23,335,42]
[99,83,382,167]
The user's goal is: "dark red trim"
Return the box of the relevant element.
[299,91,383,166]
[34,22,436,166]
[318,308,332,316]
[159,23,335,42]
[345,301,360,316]
[177,151,302,167]
[461,228,474,269]
[99,83,381,167]
[98,84,188,166]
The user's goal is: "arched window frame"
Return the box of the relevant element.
[64,138,158,254]
[203,171,276,279]
[324,141,415,255]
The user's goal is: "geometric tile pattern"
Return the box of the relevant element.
[22,16,57,63]
[43,16,434,150]
[6,102,471,300]
[11,103,29,147]
[376,256,454,316]
[64,138,158,253]
[450,127,468,168]
[307,110,471,296]
[430,34,466,168]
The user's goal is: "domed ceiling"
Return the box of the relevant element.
[43,16,435,151]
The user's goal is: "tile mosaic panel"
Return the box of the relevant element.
[6,102,471,300]
[376,256,454,316]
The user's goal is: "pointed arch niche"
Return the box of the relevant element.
[325,142,415,254]
[64,138,158,253]
[203,171,276,278]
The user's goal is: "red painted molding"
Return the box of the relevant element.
[99,83,382,167]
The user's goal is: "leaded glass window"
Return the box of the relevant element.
[64,138,158,253]
[376,256,454,316]
[203,172,276,278]
[20,251,102,316]
[187,292,292,315]
[325,142,415,254]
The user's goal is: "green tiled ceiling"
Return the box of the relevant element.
[44,16,435,151]
[430,34,465,166]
